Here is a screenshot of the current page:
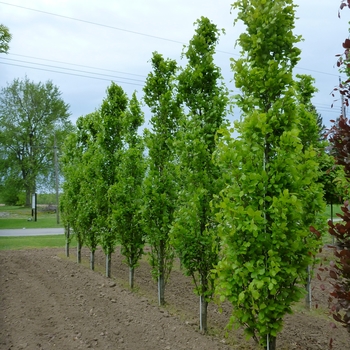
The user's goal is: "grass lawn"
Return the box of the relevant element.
[0,235,76,251]
[324,204,342,219]
[0,218,63,229]
[0,205,63,229]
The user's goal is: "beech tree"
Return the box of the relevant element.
[96,83,127,278]
[214,1,323,349]
[110,92,145,288]
[60,131,85,263]
[171,17,228,332]
[73,113,101,270]
[142,52,181,305]
[295,74,326,309]
[0,77,71,206]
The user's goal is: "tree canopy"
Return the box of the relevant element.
[214,1,324,349]
[0,76,72,206]
[0,24,11,54]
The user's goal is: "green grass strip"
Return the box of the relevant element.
[0,235,76,251]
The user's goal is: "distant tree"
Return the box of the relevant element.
[142,52,181,305]
[171,17,228,332]
[110,92,145,288]
[214,1,323,349]
[0,77,72,206]
[0,24,11,53]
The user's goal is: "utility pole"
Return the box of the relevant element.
[54,134,60,224]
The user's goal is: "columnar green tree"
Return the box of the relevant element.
[60,131,85,261]
[171,17,228,332]
[60,114,100,265]
[110,92,145,288]
[143,52,181,305]
[96,83,127,277]
[295,74,326,309]
[214,1,323,349]
[74,113,101,270]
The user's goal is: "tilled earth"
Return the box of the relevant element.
[0,246,349,350]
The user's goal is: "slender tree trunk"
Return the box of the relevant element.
[158,272,165,306]
[199,275,208,333]
[305,264,312,310]
[158,246,165,306]
[77,241,81,263]
[199,294,208,333]
[266,335,276,350]
[331,202,334,245]
[106,252,111,278]
[90,250,95,270]
[65,225,70,258]
[129,266,134,289]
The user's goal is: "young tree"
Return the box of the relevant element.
[95,83,127,278]
[214,1,323,349]
[295,74,326,309]
[110,92,145,288]
[142,52,181,305]
[0,77,72,206]
[171,17,228,332]
[0,24,11,53]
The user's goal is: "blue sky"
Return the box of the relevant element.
[0,0,348,128]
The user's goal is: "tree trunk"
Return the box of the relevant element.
[90,250,95,270]
[106,252,111,278]
[158,271,165,306]
[305,264,312,310]
[199,294,208,333]
[158,246,165,306]
[77,241,81,263]
[266,335,276,350]
[331,202,335,245]
[25,188,31,207]
[65,225,70,258]
[129,266,134,289]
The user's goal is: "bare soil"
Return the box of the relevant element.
[0,246,349,350]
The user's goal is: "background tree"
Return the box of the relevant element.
[142,52,181,305]
[0,76,72,206]
[295,73,327,309]
[0,24,11,53]
[214,1,323,349]
[171,17,228,332]
[110,92,145,288]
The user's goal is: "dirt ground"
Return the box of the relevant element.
[0,246,349,350]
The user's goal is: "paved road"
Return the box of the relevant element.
[0,228,64,237]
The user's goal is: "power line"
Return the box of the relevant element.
[0,1,344,78]
[9,53,147,78]
[0,1,186,44]
[0,57,145,83]
[0,62,145,86]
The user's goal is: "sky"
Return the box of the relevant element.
[1,0,349,129]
